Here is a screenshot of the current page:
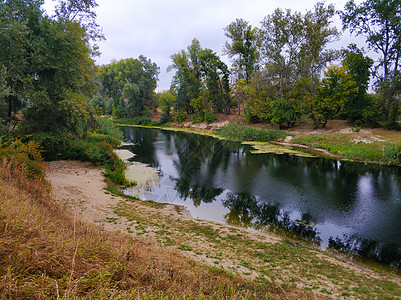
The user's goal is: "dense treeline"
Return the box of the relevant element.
[2,0,401,161]
[93,1,400,130]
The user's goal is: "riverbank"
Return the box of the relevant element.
[119,116,401,166]
[45,160,401,299]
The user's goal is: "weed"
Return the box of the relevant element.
[214,122,290,142]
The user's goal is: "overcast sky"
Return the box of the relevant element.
[44,0,365,91]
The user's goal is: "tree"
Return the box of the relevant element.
[55,0,104,55]
[223,19,259,83]
[168,39,231,115]
[270,98,299,129]
[98,57,159,118]
[0,0,107,158]
[199,48,231,114]
[0,0,41,132]
[314,65,358,128]
[158,90,175,124]
[300,2,340,96]
[259,8,304,98]
[341,0,401,127]
[341,45,374,122]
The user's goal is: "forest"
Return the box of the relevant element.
[1,0,401,159]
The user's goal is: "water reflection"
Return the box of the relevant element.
[121,126,401,271]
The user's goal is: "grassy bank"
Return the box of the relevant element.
[292,133,401,165]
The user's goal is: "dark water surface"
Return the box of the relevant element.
[121,126,401,271]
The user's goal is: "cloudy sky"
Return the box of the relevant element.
[44,0,364,91]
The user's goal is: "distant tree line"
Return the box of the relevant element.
[2,0,401,161]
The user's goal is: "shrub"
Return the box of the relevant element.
[86,133,120,147]
[205,112,217,124]
[174,111,187,123]
[214,123,290,142]
[95,117,124,140]
[192,113,204,124]
[159,113,171,125]
[0,139,45,178]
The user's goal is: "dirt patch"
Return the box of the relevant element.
[45,161,192,232]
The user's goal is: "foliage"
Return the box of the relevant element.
[173,111,188,123]
[86,133,120,147]
[199,48,231,114]
[0,139,44,178]
[341,0,401,126]
[223,18,259,83]
[204,112,217,124]
[313,65,358,128]
[341,45,374,122]
[259,3,340,99]
[90,93,113,115]
[215,123,290,142]
[231,2,340,126]
[269,98,299,129]
[168,39,231,115]
[98,57,159,119]
[94,117,124,140]
[168,39,201,113]
[158,90,175,124]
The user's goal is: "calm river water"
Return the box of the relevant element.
[121,126,401,271]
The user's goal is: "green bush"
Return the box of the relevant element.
[159,113,171,125]
[214,123,290,142]
[205,112,217,124]
[86,133,120,147]
[95,117,124,140]
[192,113,204,124]
[174,111,187,123]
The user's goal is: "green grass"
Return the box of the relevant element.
[293,133,401,165]
[214,123,291,142]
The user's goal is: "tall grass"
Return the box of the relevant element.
[214,123,290,142]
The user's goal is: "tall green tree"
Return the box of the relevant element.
[314,65,358,128]
[341,45,374,122]
[341,0,401,127]
[168,39,202,113]
[98,57,159,118]
[199,48,231,114]
[169,39,231,116]
[259,3,340,99]
[0,0,42,131]
[0,0,103,158]
[223,19,259,83]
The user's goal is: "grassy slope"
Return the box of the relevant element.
[0,159,317,299]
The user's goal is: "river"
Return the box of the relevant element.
[121,126,401,271]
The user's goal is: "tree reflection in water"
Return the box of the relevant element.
[222,192,321,246]
[121,126,401,271]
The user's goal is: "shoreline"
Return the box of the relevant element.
[117,123,386,164]
[45,159,401,299]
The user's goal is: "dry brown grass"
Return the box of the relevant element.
[0,158,319,299]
